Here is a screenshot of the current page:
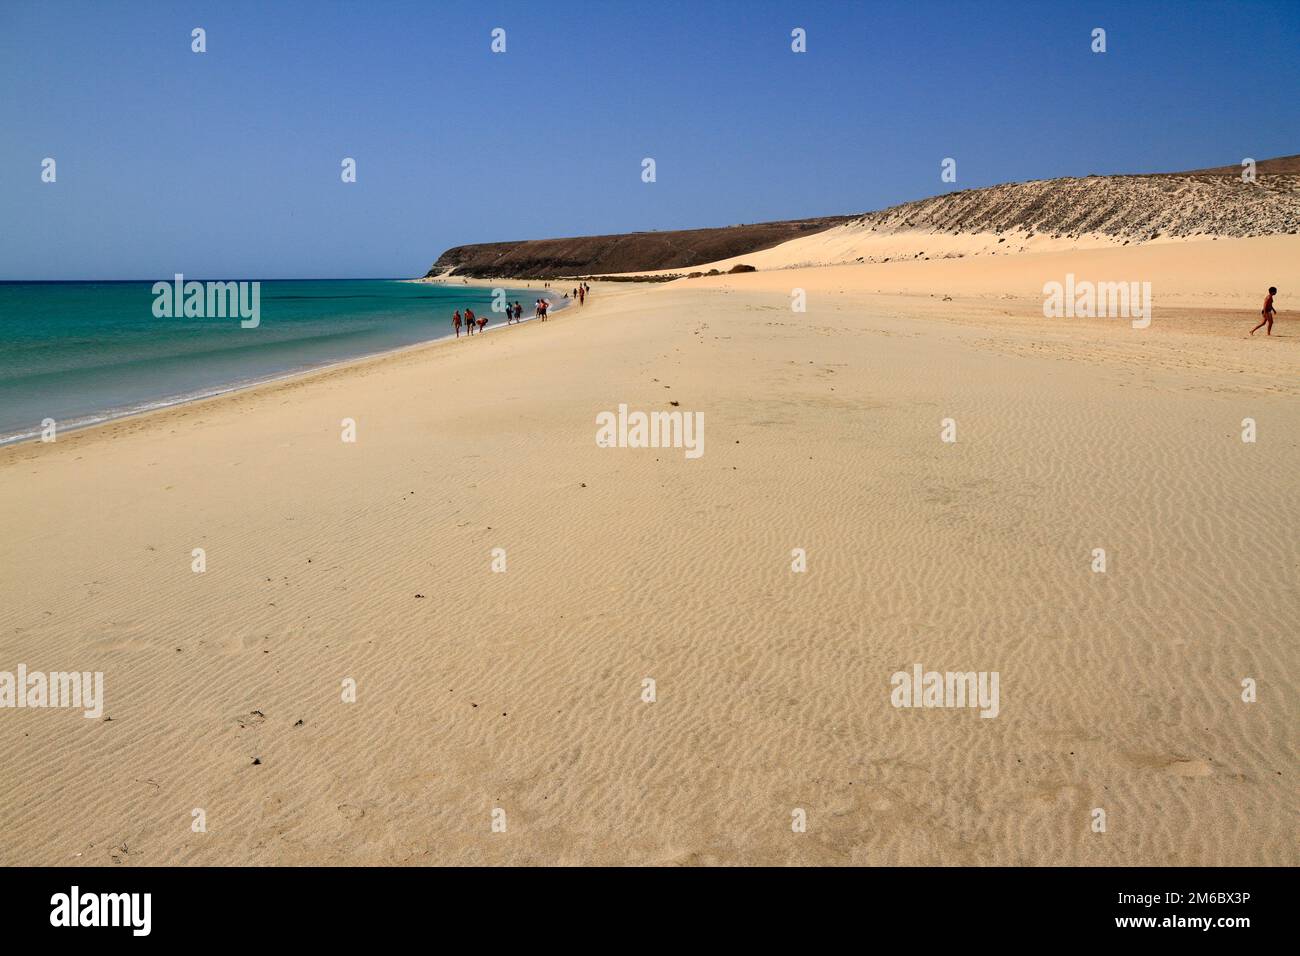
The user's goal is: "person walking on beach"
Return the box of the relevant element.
[477,312,488,333]
[579,286,585,306]
[514,302,522,322]
[453,309,462,338]
[1250,287,1278,336]
[464,307,475,334]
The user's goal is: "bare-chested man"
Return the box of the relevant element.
[1250,287,1278,336]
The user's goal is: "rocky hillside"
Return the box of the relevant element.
[427,156,1298,278]
[845,156,1299,243]
[427,217,854,279]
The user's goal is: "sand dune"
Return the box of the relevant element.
[1,246,1295,865]
[669,234,1300,312]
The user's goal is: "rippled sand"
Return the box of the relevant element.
[2,242,1295,865]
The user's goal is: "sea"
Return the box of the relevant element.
[0,279,556,445]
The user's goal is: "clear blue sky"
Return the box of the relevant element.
[2,0,1296,279]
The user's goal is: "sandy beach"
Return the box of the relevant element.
[1,237,1295,866]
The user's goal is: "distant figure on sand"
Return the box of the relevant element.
[464,308,475,334]
[1250,287,1278,336]
[514,302,522,322]
[453,309,462,338]
[477,313,488,332]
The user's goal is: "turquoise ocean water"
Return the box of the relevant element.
[0,279,555,444]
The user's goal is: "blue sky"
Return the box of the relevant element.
[2,0,1296,279]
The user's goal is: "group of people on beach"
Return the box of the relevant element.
[562,282,590,307]
[452,302,525,337]
[452,307,485,337]
[451,283,593,338]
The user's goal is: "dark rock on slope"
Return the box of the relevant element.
[427,217,855,279]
